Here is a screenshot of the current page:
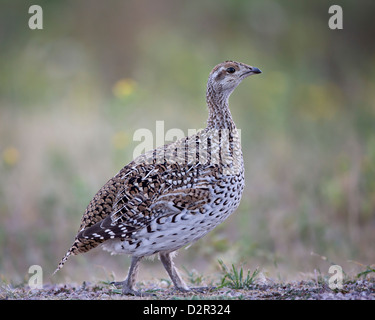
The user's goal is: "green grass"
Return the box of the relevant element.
[218,260,260,289]
[357,266,375,279]
[182,266,205,286]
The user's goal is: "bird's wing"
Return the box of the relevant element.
[76,184,212,242]
[75,129,222,243]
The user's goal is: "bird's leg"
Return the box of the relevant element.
[111,255,148,296]
[122,255,142,295]
[159,251,190,292]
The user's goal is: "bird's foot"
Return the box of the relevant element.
[122,286,155,297]
[174,286,191,293]
[110,281,155,297]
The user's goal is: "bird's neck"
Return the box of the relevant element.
[206,84,235,130]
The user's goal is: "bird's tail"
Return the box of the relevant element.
[53,237,95,275]
[53,249,73,275]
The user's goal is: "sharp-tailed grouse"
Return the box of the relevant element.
[55,61,262,295]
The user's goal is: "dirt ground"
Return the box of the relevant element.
[1,278,374,300]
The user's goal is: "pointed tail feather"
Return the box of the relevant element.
[53,250,72,275]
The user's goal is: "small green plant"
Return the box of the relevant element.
[182,266,204,286]
[218,259,260,289]
[357,266,375,279]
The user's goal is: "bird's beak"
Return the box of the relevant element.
[241,66,262,78]
[251,67,262,74]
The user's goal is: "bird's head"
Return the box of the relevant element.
[208,61,261,96]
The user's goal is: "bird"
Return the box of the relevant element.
[54,60,262,296]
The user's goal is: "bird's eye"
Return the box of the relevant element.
[226,67,236,74]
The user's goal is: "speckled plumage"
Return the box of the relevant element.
[55,61,261,295]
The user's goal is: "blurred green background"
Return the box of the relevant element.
[1,0,375,285]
